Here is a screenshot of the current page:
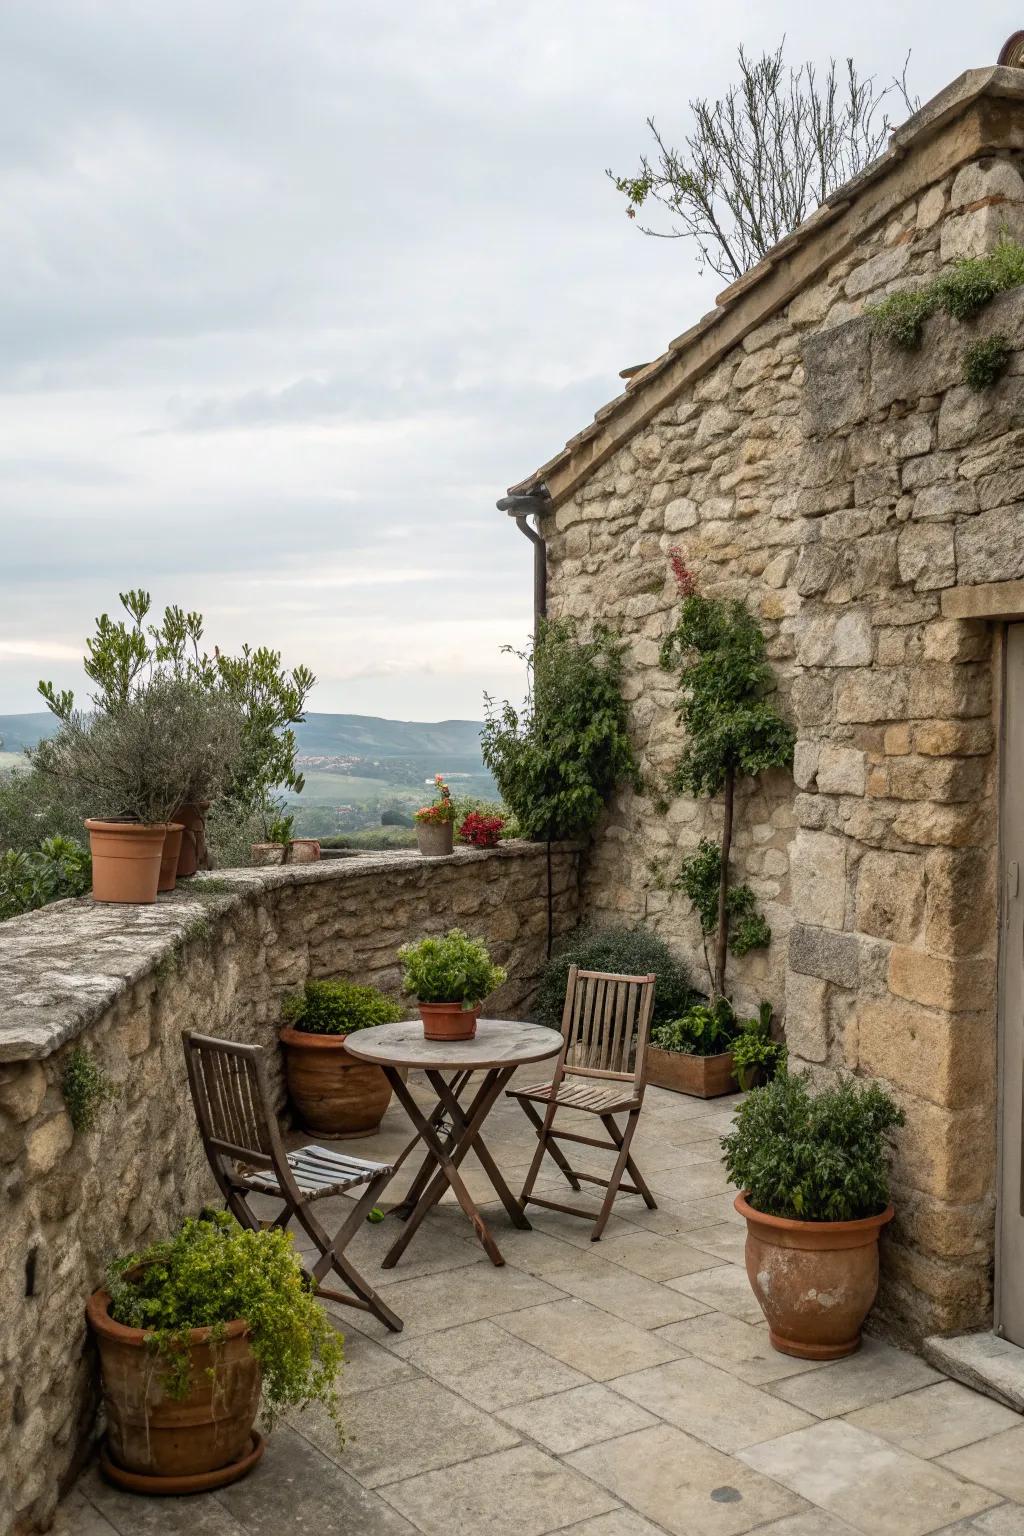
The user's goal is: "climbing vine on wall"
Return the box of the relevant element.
[868,238,1024,388]
[660,552,794,998]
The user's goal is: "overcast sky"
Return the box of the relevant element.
[0,4,1010,721]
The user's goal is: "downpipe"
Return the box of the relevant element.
[496,489,549,640]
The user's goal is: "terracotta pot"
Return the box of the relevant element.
[288,838,321,864]
[174,801,210,878]
[418,1002,479,1041]
[85,821,167,905]
[157,825,185,893]
[251,842,286,866]
[280,1025,393,1137]
[735,1193,894,1360]
[86,1287,262,1479]
[646,1045,738,1099]
[416,821,454,858]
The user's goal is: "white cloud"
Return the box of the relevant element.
[0,0,1007,715]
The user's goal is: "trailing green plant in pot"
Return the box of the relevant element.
[414,775,457,857]
[722,1072,904,1360]
[399,928,507,1041]
[87,1211,343,1493]
[281,979,405,1138]
[648,996,740,1099]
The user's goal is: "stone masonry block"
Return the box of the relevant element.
[856,849,925,944]
[790,829,847,927]
[788,924,859,988]
[888,946,994,1012]
[783,971,829,1063]
[858,996,993,1109]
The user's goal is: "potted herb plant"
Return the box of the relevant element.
[251,811,294,867]
[87,1211,343,1493]
[731,1002,787,1091]
[723,1073,904,1359]
[399,928,507,1040]
[280,978,405,1137]
[414,775,456,857]
[647,997,739,1098]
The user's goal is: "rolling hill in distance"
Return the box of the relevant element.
[0,711,496,840]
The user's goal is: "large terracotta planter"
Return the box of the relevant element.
[647,1045,738,1099]
[85,821,167,905]
[280,1025,393,1137]
[174,801,210,878]
[735,1193,894,1360]
[86,1287,262,1481]
[418,1002,479,1041]
[416,822,454,857]
[157,824,184,893]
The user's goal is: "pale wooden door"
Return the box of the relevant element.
[998,623,1024,1343]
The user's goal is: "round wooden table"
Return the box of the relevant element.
[345,1019,563,1268]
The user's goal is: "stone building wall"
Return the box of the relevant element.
[0,843,580,1535]
[539,141,1024,1345]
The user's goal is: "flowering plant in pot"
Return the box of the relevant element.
[458,810,506,848]
[281,979,405,1137]
[414,775,456,857]
[31,675,239,904]
[722,1072,904,1360]
[87,1211,343,1492]
[399,928,507,1040]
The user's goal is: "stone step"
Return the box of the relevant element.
[924,1330,1024,1413]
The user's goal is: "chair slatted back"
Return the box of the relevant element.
[183,1032,282,1171]
[556,967,656,1088]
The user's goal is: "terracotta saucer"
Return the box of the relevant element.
[98,1432,264,1496]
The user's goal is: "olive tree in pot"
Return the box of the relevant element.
[33,675,240,903]
[87,1211,342,1493]
[280,979,405,1137]
[399,928,507,1041]
[722,1073,904,1359]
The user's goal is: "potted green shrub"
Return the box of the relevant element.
[252,810,294,867]
[731,1002,787,1091]
[723,1073,904,1360]
[414,775,457,857]
[647,997,739,1098]
[87,1211,343,1493]
[280,978,405,1137]
[399,928,507,1040]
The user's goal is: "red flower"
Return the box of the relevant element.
[668,547,697,596]
[458,812,506,849]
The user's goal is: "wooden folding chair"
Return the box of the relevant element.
[182,1031,402,1332]
[507,966,658,1240]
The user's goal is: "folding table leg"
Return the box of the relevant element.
[428,1067,530,1230]
[392,1069,471,1219]
[381,1068,509,1268]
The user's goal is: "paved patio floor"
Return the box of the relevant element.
[58,1074,1024,1536]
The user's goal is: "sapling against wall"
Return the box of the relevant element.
[660,552,794,998]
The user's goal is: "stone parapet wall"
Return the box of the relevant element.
[0,843,580,1534]
[542,149,1024,1346]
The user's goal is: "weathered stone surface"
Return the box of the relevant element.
[957,506,1024,587]
[788,925,859,988]
[856,850,925,943]
[795,609,872,667]
[801,319,871,434]
[816,745,866,796]
[888,946,994,1012]
[783,971,829,1063]
[789,830,847,927]
[858,996,993,1108]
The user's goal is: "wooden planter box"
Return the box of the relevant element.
[647,1045,738,1099]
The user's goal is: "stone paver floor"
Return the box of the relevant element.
[58,1076,1024,1536]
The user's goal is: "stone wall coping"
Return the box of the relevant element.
[509,65,1024,508]
[942,580,1024,620]
[0,841,579,1064]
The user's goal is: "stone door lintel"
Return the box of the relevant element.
[943,582,1024,621]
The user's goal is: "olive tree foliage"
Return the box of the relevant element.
[609,42,917,281]
[38,590,314,818]
[660,555,793,998]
